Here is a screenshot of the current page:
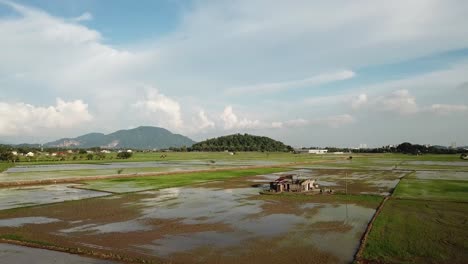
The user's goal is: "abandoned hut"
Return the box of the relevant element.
[269,174,319,193]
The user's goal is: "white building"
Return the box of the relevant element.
[101,150,111,154]
[308,149,328,154]
[126,149,133,153]
[11,151,18,156]
[25,152,35,157]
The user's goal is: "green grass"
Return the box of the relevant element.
[0,162,15,173]
[17,151,333,165]
[83,167,289,193]
[0,234,55,247]
[394,178,468,202]
[362,199,468,264]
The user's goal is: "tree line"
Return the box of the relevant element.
[324,142,467,155]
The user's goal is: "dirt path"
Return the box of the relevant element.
[0,160,333,188]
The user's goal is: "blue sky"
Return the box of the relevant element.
[1,0,468,147]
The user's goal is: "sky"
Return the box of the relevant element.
[1,0,468,147]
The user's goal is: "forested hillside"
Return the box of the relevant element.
[190,134,293,152]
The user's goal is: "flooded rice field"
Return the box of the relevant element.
[5,160,280,173]
[275,169,407,196]
[0,184,110,210]
[0,160,281,183]
[403,161,468,167]
[411,170,468,181]
[0,170,380,264]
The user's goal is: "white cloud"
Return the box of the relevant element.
[377,89,419,115]
[72,12,93,22]
[310,114,355,128]
[271,122,283,128]
[0,98,92,136]
[352,94,368,109]
[285,118,309,127]
[194,110,215,131]
[220,106,261,130]
[1,1,468,145]
[351,88,468,117]
[133,88,183,130]
[430,104,468,115]
[0,1,152,99]
[225,70,355,96]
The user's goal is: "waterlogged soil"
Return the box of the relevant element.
[244,169,407,196]
[6,160,281,173]
[404,161,468,166]
[1,160,283,184]
[0,181,376,264]
[411,170,468,181]
[0,184,110,210]
[0,243,116,264]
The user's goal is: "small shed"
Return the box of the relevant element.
[269,174,319,193]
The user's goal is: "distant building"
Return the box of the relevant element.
[294,149,328,154]
[332,152,344,154]
[25,152,35,157]
[11,151,18,156]
[308,149,328,154]
[126,149,133,153]
[101,150,111,154]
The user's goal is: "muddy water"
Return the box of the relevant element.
[5,160,280,173]
[0,217,60,227]
[1,160,281,183]
[404,161,468,166]
[133,189,374,263]
[0,175,376,264]
[0,184,110,210]
[34,185,372,263]
[413,171,468,181]
[0,243,116,264]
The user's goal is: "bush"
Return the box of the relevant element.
[117,152,132,159]
[86,154,94,160]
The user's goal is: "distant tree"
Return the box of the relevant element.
[117,152,132,159]
[78,149,87,154]
[0,151,18,162]
[86,153,94,160]
[396,142,414,154]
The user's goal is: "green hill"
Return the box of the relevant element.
[190,133,292,152]
[45,126,195,149]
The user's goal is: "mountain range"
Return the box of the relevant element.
[44,126,195,149]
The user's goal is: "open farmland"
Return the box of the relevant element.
[359,156,468,264]
[0,153,467,263]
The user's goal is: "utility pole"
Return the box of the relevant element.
[345,171,348,195]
